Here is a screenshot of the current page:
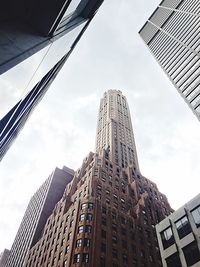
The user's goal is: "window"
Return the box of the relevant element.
[74,254,81,263]
[122,240,127,248]
[112,235,117,243]
[82,253,89,263]
[100,256,106,267]
[63,260,67,267]
[70,220,74,227]
[65,245,69,254]
[102,207,107,214]
[80,214,85,221]
[166,252,182,267]
[81,203,87,210]
[183,241,200,267]
[67,232,72,240]
[86,213,93,221]
[112,223,117,231]
[88,203,94,209]
[101,229,106,238]
[191,206,200,227]
[102,217,107,226]
[112,248,118,258]
[101,243,106,252]
[85,225,92,233]
[175,216,191,239]
[160,227,175,249]
[76,239,82,248]
[84,238,90,247]
[78,226,84,234]
[123,254,128,263]
[112,211,116,220]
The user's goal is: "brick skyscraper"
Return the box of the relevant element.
[25,90,172,267]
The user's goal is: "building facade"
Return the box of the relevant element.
[24,90,173,267]
[5,166,74,267]
[156,193,200,267]
[139,0,200,121]
[0,249,10,267]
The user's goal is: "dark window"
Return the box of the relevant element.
[112,248,118,258]
[121,216,126,224]
[102,217,107,226]
[82,253,89,263]
[123,254,128,263]
[112,235,117,243]
[160,227,175,249]
[84,238,90,247]
[100,256,106,267]
[88,203,94,209]
[191,206,200,227]
[86,213,93,221]
[183,241,200,266]
[166,252,182,267]
[74,253,81,263]
[175,216,191,239]
[85,225,92,233]
[122,240,127,248]
[112,211,116,220]
[102,207,107,214]
[101,229,106,238]
[112,223,117,231]
[101,243,106,253]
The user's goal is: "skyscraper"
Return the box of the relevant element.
[96,90,139,170]
[0,0,104,161]
[139,0,200,120]
[23,90,172,267]
[5,166,74,267]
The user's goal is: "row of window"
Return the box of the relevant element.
[166,241,200,267]
[161,206,200,249]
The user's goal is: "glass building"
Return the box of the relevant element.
[0,0,104,161]
[139,0,200,121]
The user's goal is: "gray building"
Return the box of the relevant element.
[156,194,200,267]
[139,0,200,121]
[5,166,74,267]
[0,249,10,267]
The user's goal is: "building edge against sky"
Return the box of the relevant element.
[4,166,74,267]
[6,90,173,267]
[0,0,104,162]
[139,0,200,121]
[156,193,200,267]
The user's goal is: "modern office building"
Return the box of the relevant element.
[0,249,10,267]
[24,90,173,267]
[0,0,104,162]
[156,193,200,267]
[5,166,74,267]
[0,0,104,75]
[139,0,200,121]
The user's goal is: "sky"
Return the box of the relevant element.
[1,0,200,252]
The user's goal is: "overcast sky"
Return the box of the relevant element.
[1,0,200,252]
